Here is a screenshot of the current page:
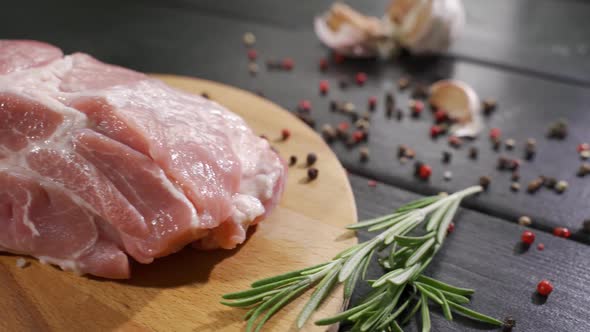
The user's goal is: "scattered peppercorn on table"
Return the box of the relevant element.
[2,1,590,331]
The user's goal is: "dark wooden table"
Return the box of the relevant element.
[3,0,590,331]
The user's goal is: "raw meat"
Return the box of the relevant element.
[0,40,286,278]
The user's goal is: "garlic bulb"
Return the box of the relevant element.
[429,79,482,137]
[315,0,464,57]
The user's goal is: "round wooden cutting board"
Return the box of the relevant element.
[0,75,357,332]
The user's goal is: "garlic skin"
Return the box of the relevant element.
[315,0,465,57]
[429,79,482,137]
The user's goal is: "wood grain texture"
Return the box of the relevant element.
[346,174,590,332]
[0,75,357,332]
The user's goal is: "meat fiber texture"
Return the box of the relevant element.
[0,40,286,279]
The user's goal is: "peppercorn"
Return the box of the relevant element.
[444,171,452,181]
[430,125,443,138]
[527,178,544,193]
[489,128,501,140]
[398,145,408,158]
[518,216,532,226]
[442,151,452,163]
[319,57,328,71]
[266,59,281,70]
[337,122,350,138]
[355,72,367,85]
[521,230,535,245]
[583,219,590,233]
[281,128,291,140]
[339,79,349,89]
[201,92,210,99]
[248,62,259,76]
[405,148,416,159]
[544,177,557,189]
[511,171,520,181]
[492,138,501,151]
[508,159,520,171]
[505,138,515,150]
[414,161,424,175]
[497,156,510,170]
[525,144,536,160]
[396,109,404,121]
[580,151,590,160]
[448,135,462,148]
[247,49,257,60]
[468,147,478,160]
[434,110,448,123]
[307,168,319,181]
[447,222,455,233]
[281,58,294,70]
[537,280,553,296]
[553,227,571,238]
[243,32,256,46]
[555,180,568,193]
[482,99,497,115]
[410,100,424,117]
[352,130,365,143]
[333,53,345,64]
[411,83,428,99]
[577,143,590,152]
[306,153,317,166]
[479,176,491,190]
[367,180,377,187]
[503,316,516,332]
[289,155,297,166]
[330,100,339,112]
[368,96,377,111]
[547,119,568,139]
[510,182,520,192]
[386,106,394,118]
[355,119,370,130]
[342,102,355,114]
[319,80,329,95]
[398,77,410,90]
[298,100,311,112]
[359,147,370,162]
[321,124,336,142]
[578,163,590,177]
[417,164,432,180]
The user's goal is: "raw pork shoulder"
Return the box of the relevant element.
[0,40,286,278]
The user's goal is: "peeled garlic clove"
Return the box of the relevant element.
[388,0,464,54]
[314,3,393,57]
[429,79,482,137]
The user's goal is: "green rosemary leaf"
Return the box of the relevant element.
[375,298,410,330]
[221,289,283,307]
[415,283,443,305]
[296,265,341,328]
[252,283,311,332]
[373,268,404,288]
[388,263,421,286]
[344,261,362,301]
[223,276,304,300]
[439,290,469,304]
[401,297,422,325]
[315,292,386,325]
[361,249,374,280]
[411,257,432,282]
[246,289,286,332]
[384,217,421,245]
[334,243,363,259]
[391,320,404,332]
[250,262,328,288]
[396,196,440,213]
[367,213,411,232]
[405,238,435,268]
[244,304,260,320]
[441,293,453,321]
[339,239,379,282]
[447,301,503,326]
[394,232,435,247]
[416,275,474,296]
[346,213,399,230]
[360,288,396,331]
[436,199,460,244]
[421,293,431,332]
[426,200,452,232]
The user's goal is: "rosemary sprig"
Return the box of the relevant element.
[221,186,504,331]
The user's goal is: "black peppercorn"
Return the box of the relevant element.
[511,171,520,181]
[359,147,370,162]
[330,100,338,112]
[577,163,590,177]
[479,176,491,190]
[396,109,404,121]
[411,83,428,99]
[339,79,349,89]
[497,156,509,170]
[201,92,210,99]
[398,77,410,90]
[307,168,319,181]
[492,138,501,151]
[289,155,297,166]
[414,161,424,176]
[398,145,408,158]
[468,147,478,160]
[544,177,557,189]
[547,119,568,139]
[583,219,590,233]
[442,151,452,163]
[502,316,516,332]
[482,99,497,115]
[306,153,317,166]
